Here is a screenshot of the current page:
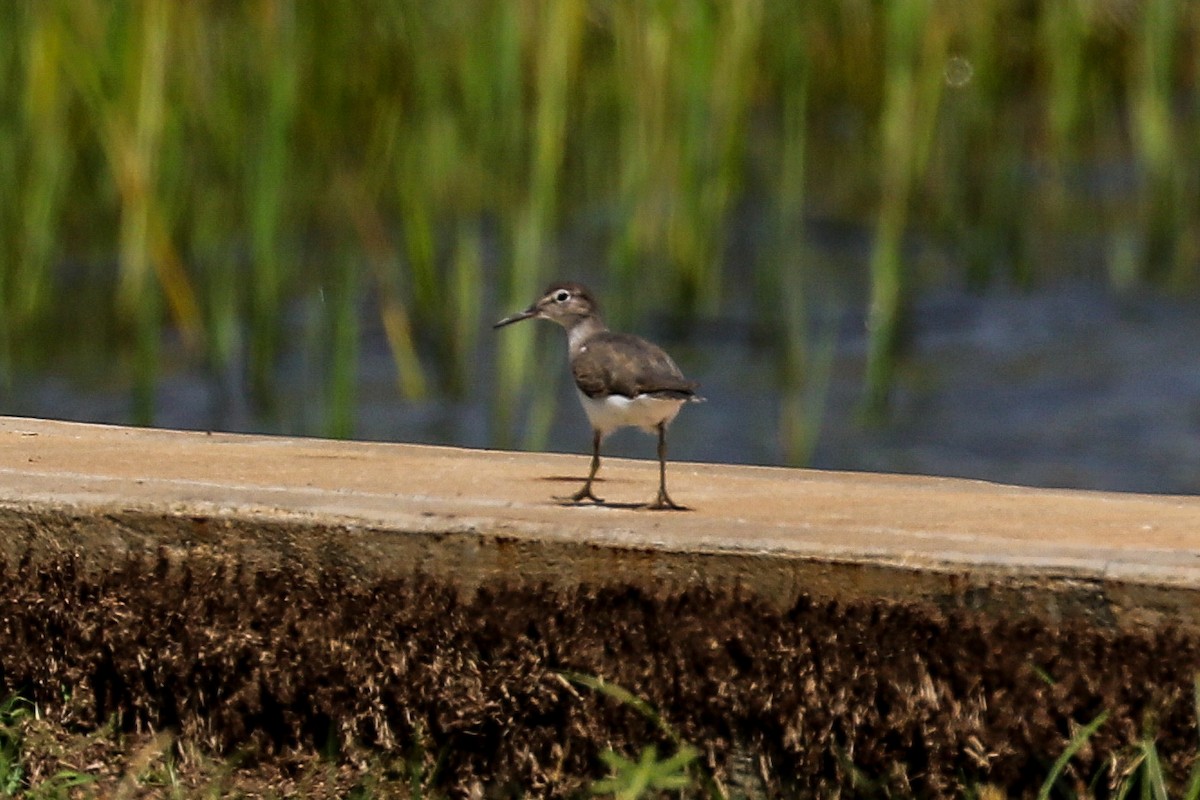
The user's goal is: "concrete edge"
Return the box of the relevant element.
[4,494,1197,631]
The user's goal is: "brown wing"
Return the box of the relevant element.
[572,332,698,399]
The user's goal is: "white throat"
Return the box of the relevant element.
[562,316,606,357]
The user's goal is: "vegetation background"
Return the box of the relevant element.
[0,0,1197,479]
[2,4,1200,795]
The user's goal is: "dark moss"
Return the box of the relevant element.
[1,549,1198,797]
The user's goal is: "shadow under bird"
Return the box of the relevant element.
[494,282,703,510]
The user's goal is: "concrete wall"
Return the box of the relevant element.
[4,416,1200,795]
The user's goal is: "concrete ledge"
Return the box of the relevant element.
[2,416,1199,626]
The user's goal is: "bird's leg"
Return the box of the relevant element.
[647,422,685,510]
[569,429,604,503]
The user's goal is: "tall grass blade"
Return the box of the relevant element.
[607,1,663,329]
[448,222,483,398]
[561,671,726,800]
[863,0,946,419]
[1039,0,1089,202]
[764,11,832,465]
[592,744,700,799]
[340,172,428,402]
[1114,754,1146,800]
[0,5,26,386]
[1139,738,1169,800]
[1036,710,1109,800]
[53,0,205,424]
[1130,0,1187,285]
[560,671,683,748]
[495,0,585,451]
[246,0,299,414]
[326,249,360,439]
[19,6,71,323]
[121,0,170,425]
[0,695,30,795]
[1181,673,1200,800]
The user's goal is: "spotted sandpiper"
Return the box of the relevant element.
[494,282,702,510]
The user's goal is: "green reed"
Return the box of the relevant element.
[0,0,1196,445]
[1130,0,1190,286]
[0,4,26,386]
[325,248,360,439]
[56,0,175,424]
[862,0,946,419]
[931,4,1025,288]
[244,1,299,415]
[757,3,823,465]
[496,0,585,449]
[606,1,757,326]
[13,6,69,337]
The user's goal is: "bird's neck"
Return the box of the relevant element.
[565,315,607,355]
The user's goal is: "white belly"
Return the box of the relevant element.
[576,389,685,437]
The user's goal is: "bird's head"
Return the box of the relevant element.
[493,282,601,330]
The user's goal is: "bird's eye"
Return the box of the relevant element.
[554,290,570,302]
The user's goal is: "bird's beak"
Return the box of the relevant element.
[493,307,538,329]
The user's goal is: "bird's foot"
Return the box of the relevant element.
[645,491,687,511]
[560,485,604,504]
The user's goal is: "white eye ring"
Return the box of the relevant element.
[554,290,570,302]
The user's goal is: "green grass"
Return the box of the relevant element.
[3,676,1200,799]
[0,696,29,795]
[0,0,1197,439]
[563,671,726,799]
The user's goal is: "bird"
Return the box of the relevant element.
[494,281,702,510]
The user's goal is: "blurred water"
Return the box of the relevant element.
[6,280,1200,496]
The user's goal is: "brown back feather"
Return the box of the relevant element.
[572,332,698,399]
